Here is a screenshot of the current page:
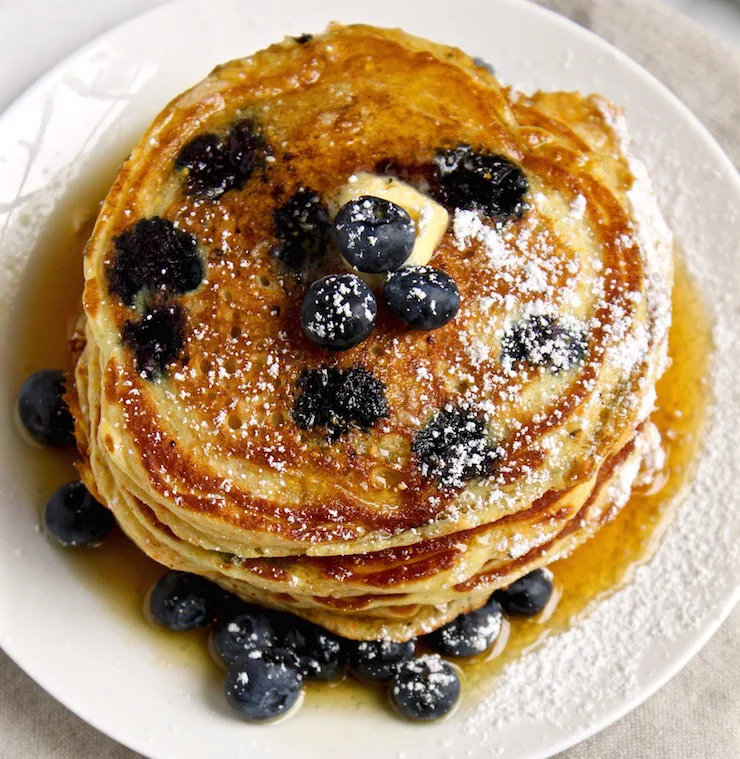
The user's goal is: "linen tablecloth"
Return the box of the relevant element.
[1,0,738,756]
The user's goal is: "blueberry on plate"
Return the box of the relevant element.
[212,606,278,666]
[349,639,415,683]
[334,195,415,273]
[282,619,348,681]
[433,144,528,220]
[43,481,115,547]
[391,654,461,721]
[301,273,377,351]
[224,648,304,722]
[494,568,554,617]
[383,266,460,330]
[149,571,223,631]
[18,369,75,448]
[425,597,503,657]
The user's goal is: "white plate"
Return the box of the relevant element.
[1,1,738,757]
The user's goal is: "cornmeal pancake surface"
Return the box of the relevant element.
[72,24,672,639]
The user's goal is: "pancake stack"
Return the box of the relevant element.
[69,24,672,641]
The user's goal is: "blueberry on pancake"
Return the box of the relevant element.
[109,217,202,306]
[176,118,265,199]
[433,144,528,220]
[334,195,415,273]
[273,188,330,271]
[413,406,499,488]
[292,365,388,441]
[501,314,587,374]
[300,273,377,350]
[121,302,186,379]
[383,265,460,330]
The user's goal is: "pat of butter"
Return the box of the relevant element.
[332,172,449,267]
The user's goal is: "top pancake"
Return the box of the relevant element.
[81,24,671,558]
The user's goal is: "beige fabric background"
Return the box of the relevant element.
[1,0,738,756]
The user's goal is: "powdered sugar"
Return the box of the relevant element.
[452,209,510,265]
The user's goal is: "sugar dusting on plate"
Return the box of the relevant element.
[459,101,740,751]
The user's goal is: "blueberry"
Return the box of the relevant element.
[227,119,263,178]
[471,56,495,75]
[175,133,221,171]
[383,266,460,330]
[433,144,528,220]
[391,655,461,721]
[273,188,330,270]
[300,273,376,351]
[292,365,388,442]
[212,607,278,666]
[109,217,202,306]
[224,648,303,722]
[334,196,415,273]
[175,119,263,199]
[121,302,186,379]
[43,481,114,547]
[18,369,75,448]
[425,597,502,657]
[349,639,415,683]
[494,569,554,617]
[149,571,223,631]
[282,619,348,681]
[501,314,586,374]
[413,405,498,488]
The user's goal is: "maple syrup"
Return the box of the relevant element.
[14,177,712,711]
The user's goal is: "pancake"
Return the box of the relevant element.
[70,24,672,640]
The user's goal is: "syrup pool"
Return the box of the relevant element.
[12,180,712,715]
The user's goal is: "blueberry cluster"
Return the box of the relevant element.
[107,215,205,380]
[413,405,499,488]
[175,118,266,199]
[300,195,460,351]
[292,365,388,442]
[12,381,556,727]
[501,314,587,374]
[143,567,553,723]
[432,144,528,220]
